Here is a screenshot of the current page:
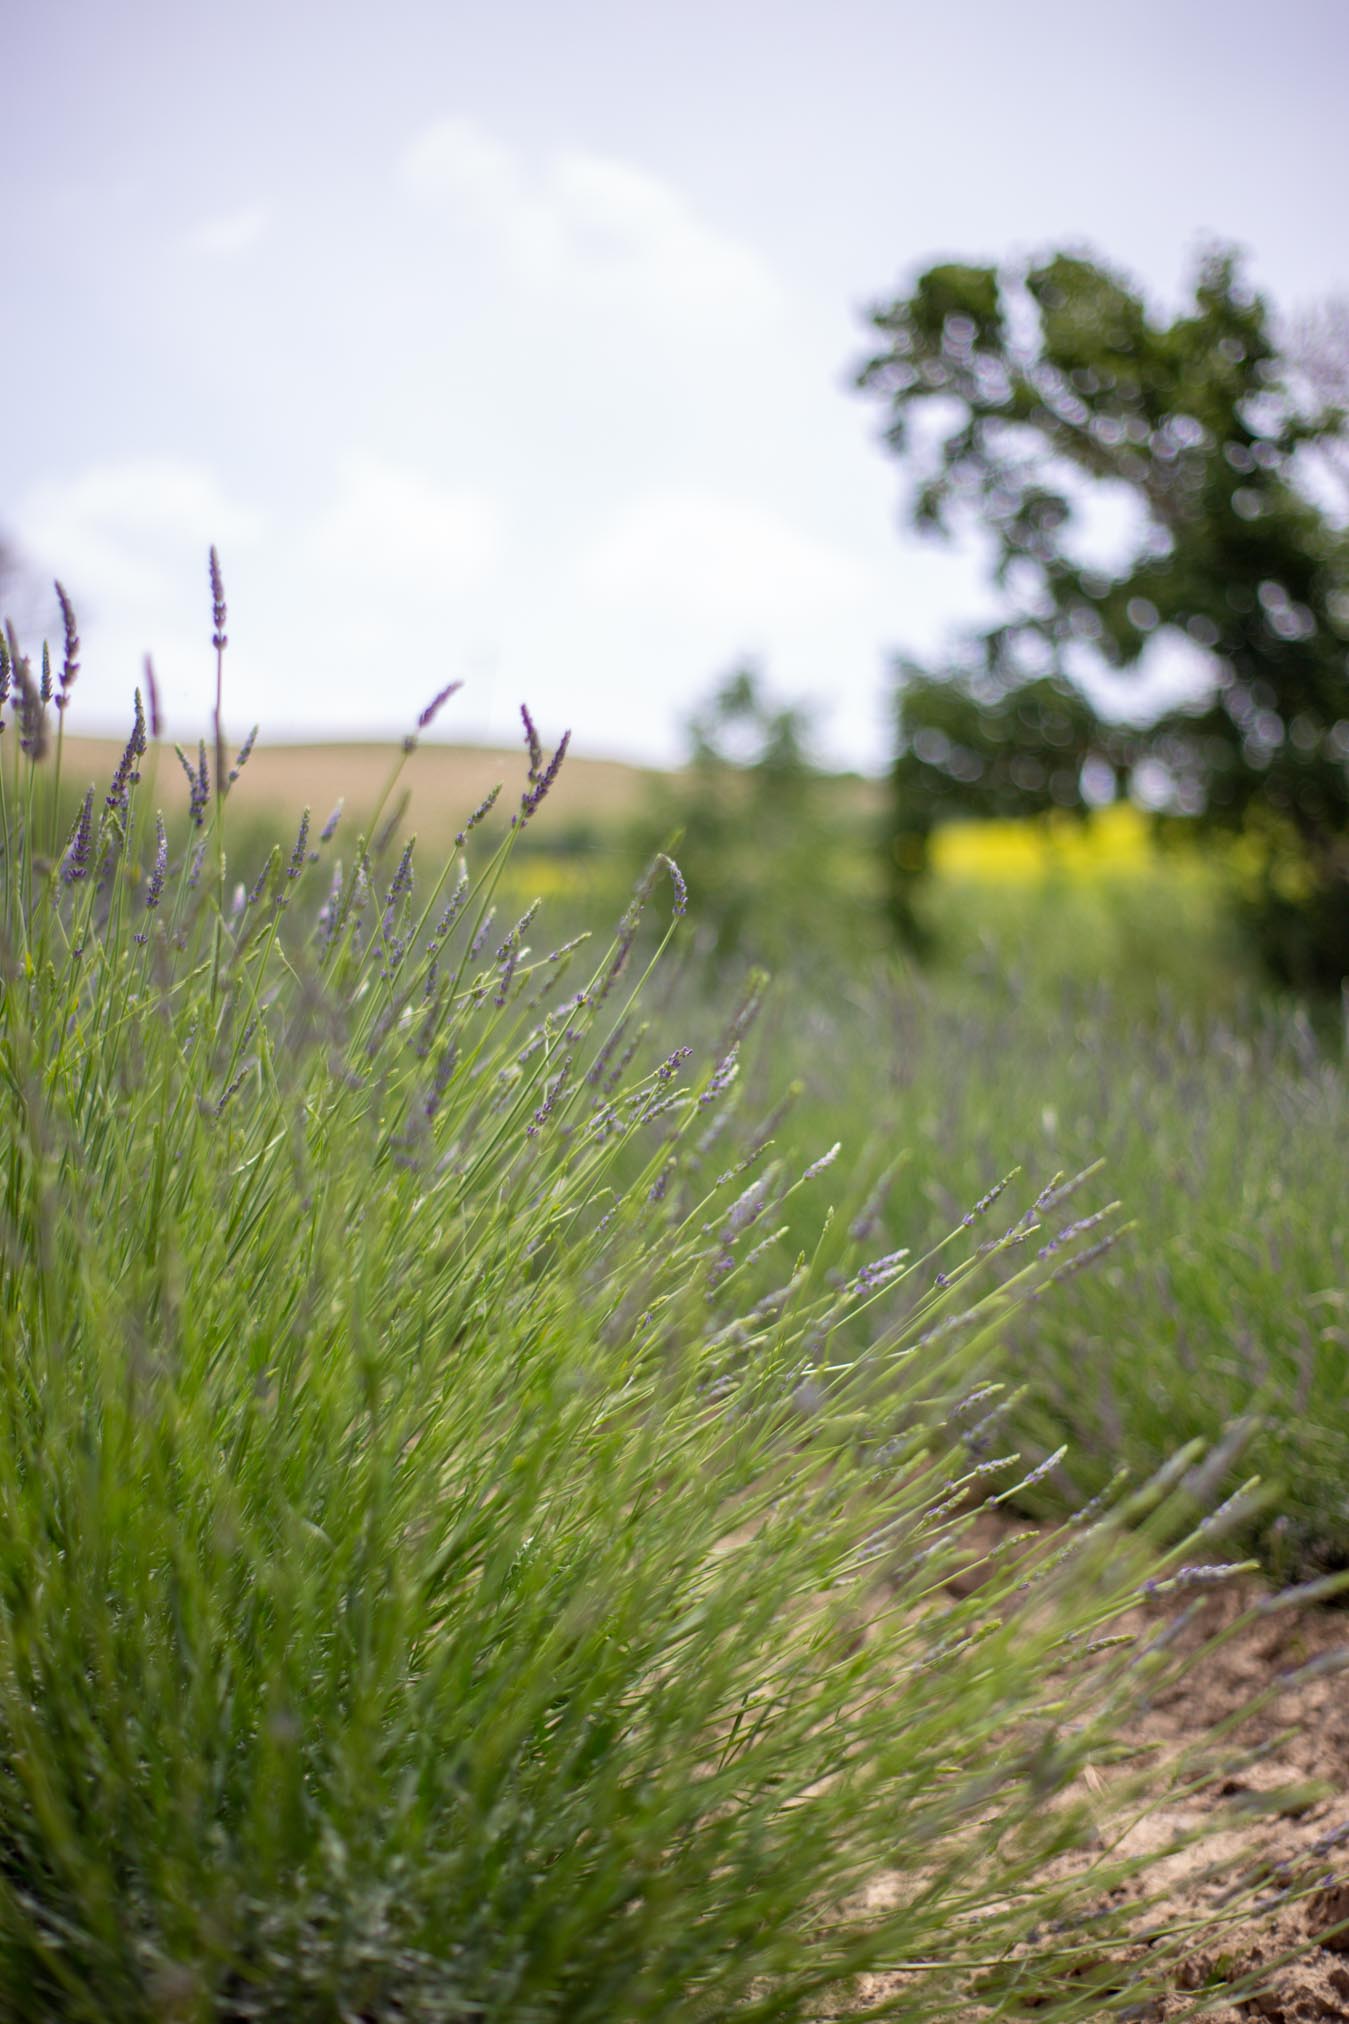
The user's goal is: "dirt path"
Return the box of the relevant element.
[1107,1579,1349,2021]
[851,1548,1349,2021]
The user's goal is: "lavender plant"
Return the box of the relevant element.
[764,969,1349,1573]
[0,568,1336,2022]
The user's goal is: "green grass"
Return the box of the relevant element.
[0,596,1326,2019]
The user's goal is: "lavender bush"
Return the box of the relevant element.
[0,566,1332,2021]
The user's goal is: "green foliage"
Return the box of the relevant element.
[0,581,1298,2019]
[857,244,1349,986]
[626,666,885,972]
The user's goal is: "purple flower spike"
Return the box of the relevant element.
[61,787,95,884]
[193,742,210,825]
[143,655,162,739]
[229,725,259,786]
[54,583,80,708]
[699,1045,740,1108]
[209,547,228,653]
[802,1142,841,1182]
[418,680,463,732]
[520,729,570,822]
[286,809,312,882]
[145,814,168,909]
[106,690,148,811]
[521,703,543,780]
[1037,1207,1112,1260]
[455,782,501,848]
[962,1170,1017,1226]
[660,852,688,917]
[8,629,47,762]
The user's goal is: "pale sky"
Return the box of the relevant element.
[7,0,1347,768]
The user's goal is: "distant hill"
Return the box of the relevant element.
[55,735,665,849]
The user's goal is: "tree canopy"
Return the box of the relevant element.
[857,245,1349,984]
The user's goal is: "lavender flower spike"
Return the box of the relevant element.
[106,690,148,811]
[229,725,259,787]
[54,582,80,709]
[419,680,463,732]
[962,1169,1018,1227]
[802,1142,841,1182]
[145,814,168,908]
[699,1044,740,1108]
[61,787,95,884]
[519,729,570,823]
[521,703,543,780]
[660,852,688,917]
[143,655,162,739]
[8,628,47,762]
[455,782,501,848]
[209,547,228,653]
[176,743,211,827]
[286,808,312,882]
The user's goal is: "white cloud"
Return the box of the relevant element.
[21,458,263,607]
[184,204,270,257]
[12,460,265,734]
[576,494,871,629]
[398,118,520,215]
[303,455,502,596]
[397,116,780,321]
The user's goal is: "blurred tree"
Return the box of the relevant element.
[0,533,26,613]
[0,530,50,643]
[857,246,1349,986]
[630,665,882,970]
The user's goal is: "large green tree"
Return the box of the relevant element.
[857,245,1349,985]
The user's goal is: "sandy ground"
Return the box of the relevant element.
[1105,1581,1349,2022]
[852,1549,1349,2022]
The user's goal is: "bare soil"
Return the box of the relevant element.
[857,1552,1349,2021]
[1103,1581,1349,2022]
